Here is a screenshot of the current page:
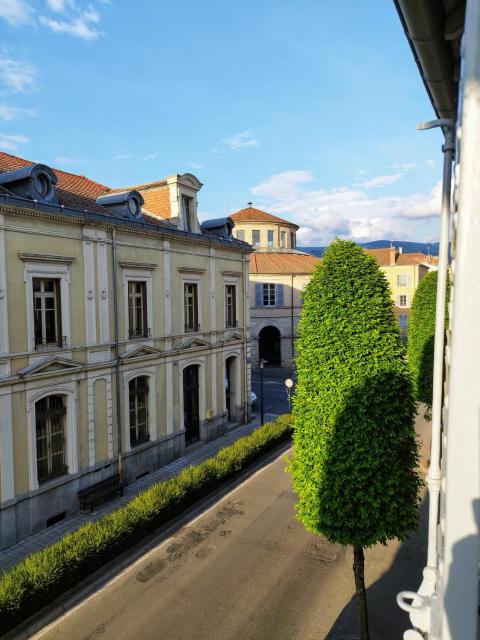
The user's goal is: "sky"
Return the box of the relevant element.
[0,0,445,246]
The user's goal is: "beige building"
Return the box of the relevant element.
[230,205,320,368]
[0,151,251,548]
[365,246,438,339]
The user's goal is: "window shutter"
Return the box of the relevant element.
[255,283,263,307]
[276,284,284,306]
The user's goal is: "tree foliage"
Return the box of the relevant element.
[288,240,421,548]
[407,270,449,409]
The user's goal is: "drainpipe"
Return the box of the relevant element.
[111,227,123,480]
[242,251,249,423]
[291,275,295,368]
[397,117,455,635]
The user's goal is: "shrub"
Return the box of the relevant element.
[0,415,292,635]
[288,240,421,640]
[407,269,450,410]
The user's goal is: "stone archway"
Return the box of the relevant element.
[258,325,281,366]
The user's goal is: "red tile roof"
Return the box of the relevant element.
[396,252,439,266]
[230,206,298,228]
[364,247,398,266]
[364,246,438,267]
[0,151,110,215]
[250,251,321,274]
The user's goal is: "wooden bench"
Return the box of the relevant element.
[78,474,126,512]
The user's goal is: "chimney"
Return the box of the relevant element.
[399,246,403,254]
[389,246,397,265]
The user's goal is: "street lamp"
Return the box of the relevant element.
[285,378,294,413]
[259,358,268,425]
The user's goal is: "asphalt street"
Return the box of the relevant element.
[251,367,294,417]
[35,444,427,640]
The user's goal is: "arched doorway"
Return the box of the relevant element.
[183,365,200,445]
[225,355,239,422]
[259,326,281,366]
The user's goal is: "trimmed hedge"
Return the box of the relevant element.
[407,270,450,409]
[0,415,292,636]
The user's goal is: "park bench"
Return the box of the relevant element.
[78,473,126,512]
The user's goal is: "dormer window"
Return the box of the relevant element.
[96,190,144,220]
[182,196,193,232]
[0,163,58,204]
[128,198,139,217]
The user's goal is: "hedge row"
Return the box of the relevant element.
[0,415,292,636]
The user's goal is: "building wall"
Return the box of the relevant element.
[0,203,251,548]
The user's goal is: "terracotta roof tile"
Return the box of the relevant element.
[139,186,172,219]
[250,251,321,274]
[363,247,398,266]
[0,151,110,215]
[396,252,439,266]
[230,206,298,228]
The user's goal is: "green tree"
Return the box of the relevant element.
[288,240,421,640]
[407,270,449,411]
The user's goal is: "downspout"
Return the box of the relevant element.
[397,118,455,636]
[111,227,123,480]
[291,274,295,368]
[243,250,249,423]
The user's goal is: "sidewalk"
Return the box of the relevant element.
[0,413,279,574]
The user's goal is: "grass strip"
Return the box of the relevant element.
[0,415,292,636]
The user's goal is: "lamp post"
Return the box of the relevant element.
[259,358,267,425]
[285,378,294,413]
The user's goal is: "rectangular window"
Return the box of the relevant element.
[182,196,193,232]
[128,281,148,338]
[252,230,261,247]
[129,377,149,447]
[267,230,274,247]
[399,314,408,328]
[33,278,63,348]
[225,284,237,328]
[262,283,276,306]
[237,230,245,241]
[184,282,199,332]
[280,231,286,247]
[290,232,295,248]
[397,274,410,287]
[399,295,408,307]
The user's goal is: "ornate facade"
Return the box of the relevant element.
[0,152,252,548]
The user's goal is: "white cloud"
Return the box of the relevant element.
[0,0,32,26]
[221,130,259,150]
[425,159,435,167]
[0,132,29,150]
[144,152,158,161]
[53,155,79,165]
[0,103,36,121]
[46,0,76,12]
[0,55,36,92]
[39,6,102,41]
[188,162,204,170]
[250,170,442,246]
[361,173,403,189]
[114,153,134,160]
[388,162,418,171]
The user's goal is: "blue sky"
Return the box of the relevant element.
[0,0,444,245]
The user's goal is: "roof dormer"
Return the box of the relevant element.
[0,163,58,204]
[96,190,144,220]
[166,172,203,233]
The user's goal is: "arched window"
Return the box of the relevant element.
[129,376,149,447]
[35,395,67,483]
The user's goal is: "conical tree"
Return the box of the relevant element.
[407,269,449,411]
[288,240,421,640]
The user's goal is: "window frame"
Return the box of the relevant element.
[182,195,193,232]
[262,283,276,307]
[397,273,410,287]
[33,277,63,349]
[127,280,149,339]
[123,369,156,452]
[280,231,286,248]
[398,294,409,307]
[23,258,72,353]
[128,376,150,447]
[236,229,245,242]
[267,230,274,247]
[252,230,261,247]
[122,266,154,343]
[225,282,238,328]
[35,394,68,483]
[184,281,199,332]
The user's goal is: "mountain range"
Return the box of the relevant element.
[299,240,440,258]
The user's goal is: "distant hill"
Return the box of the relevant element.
[299,240,440,258]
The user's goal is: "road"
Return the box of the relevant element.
[36,448,427,640]
[251,367,294,416]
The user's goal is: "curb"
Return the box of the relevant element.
[3,439,292,640]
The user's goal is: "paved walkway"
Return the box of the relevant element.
[0,413,279,573]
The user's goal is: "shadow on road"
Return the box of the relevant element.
[325,496,428,640]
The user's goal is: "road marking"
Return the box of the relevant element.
[32,445,291,639]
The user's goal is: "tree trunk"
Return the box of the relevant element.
[353,544,370,640]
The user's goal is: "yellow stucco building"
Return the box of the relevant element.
[230,205,321,368]
[0,152,251,548]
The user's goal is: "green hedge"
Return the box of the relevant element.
[0,415,292,636]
